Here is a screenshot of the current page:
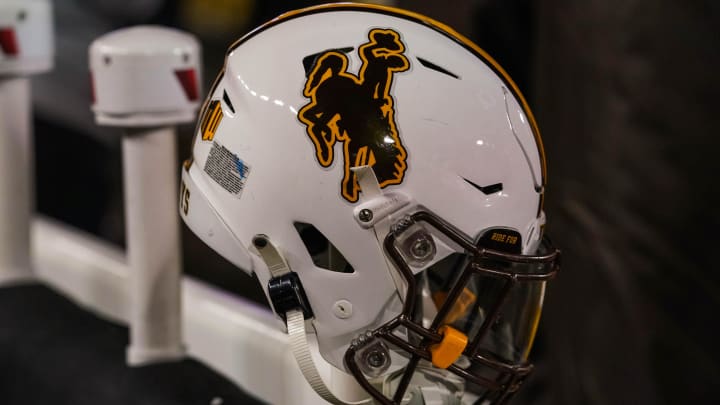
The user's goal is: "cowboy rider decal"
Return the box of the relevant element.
[298,28,410,203]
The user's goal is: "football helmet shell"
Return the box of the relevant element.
[180,4,558,404]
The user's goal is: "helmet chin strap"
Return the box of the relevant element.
[253,169,466,405]
[254,237,467,405]
[254,235,372,405]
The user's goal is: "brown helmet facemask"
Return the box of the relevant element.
[344,211,560,405]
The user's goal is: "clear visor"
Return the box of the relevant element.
[344,211,560,405]
[422,249,548,366]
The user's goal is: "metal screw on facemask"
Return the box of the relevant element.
[410,238,433,259]
[367,350,387,368]
[358,209,373,222]
[355,337,391,378]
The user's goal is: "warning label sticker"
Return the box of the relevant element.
[203,141,251,198]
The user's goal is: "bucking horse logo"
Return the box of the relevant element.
[298,28,410,203]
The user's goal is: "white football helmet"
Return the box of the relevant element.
[180,4,560,404]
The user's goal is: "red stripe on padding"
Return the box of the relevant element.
[175,69,199,101]
[0,28,19,56]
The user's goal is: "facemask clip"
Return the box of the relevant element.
[392,216,437,268]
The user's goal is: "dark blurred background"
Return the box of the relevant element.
[29,0,719,404]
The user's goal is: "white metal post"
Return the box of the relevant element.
[31,217,345,405]
[0,77,32,283]
[0,0,53,284]
[123,127,184,364]
[89,26,201,365]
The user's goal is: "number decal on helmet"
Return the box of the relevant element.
[200,99,223,141]
[298,28,410,203]
[179,180,190,216]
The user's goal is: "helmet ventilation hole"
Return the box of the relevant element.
[222,90,235,114]
[302,47,354,77]
[293,222,355,273]
[417,56,460,79]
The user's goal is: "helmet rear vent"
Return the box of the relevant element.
[293,222,355,273]
[462,178,503,195]
[302,47,354,77]
[222,90,235,114]
[417,57,459,79]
